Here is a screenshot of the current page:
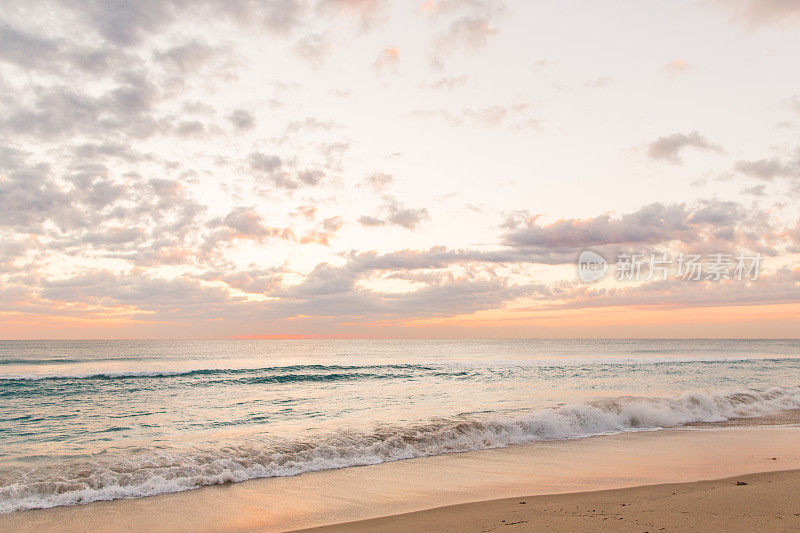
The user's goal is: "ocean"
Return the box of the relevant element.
[1,338,799,514]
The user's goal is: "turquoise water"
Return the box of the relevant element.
[1,339,799,513]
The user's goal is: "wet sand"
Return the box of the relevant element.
[1,424,799,532]
[299,470,800,532]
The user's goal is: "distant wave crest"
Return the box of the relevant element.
[2,357,799,382]
[0,364,441,382]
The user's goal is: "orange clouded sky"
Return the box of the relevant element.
[1,1,799,339]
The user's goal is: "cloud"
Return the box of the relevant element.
[358,215,385,226]
[531,58,556,70]
[248,152,298,189]
[299,216,344,245]
[154,40,221,74]
[2,0,798,337]
[284,117,341,134]
[0,22,59,69]
[710,0,800,29]
[0,21,137,75]
[0,158,71,233]
[297,169,326,185]
[316,0,388,31]
[408,103,538,129]
[359,197,430,230]
[248,153,328,189]
[787,95,800,116]
[201,267,284,294]
[318,141,350,170]
[1,71,162,139]
[545,267,800,311]
[437,16,497,50]
[364,172,394,191]
[293,33,331,68]
[293,205,317,221]
[419,75,469,90]
[463,103,529,127]
[646,131,722,164]
[243,0,307,33]
[386,200,430,229]
[582,76,613,88]
[503,200,779,256]
[264,257,538,322]
[734,157,800,180]
[66,0,180,46]
[424,0,504,67]
[174,120,207,137]
[18,234,800,330]
[743,184,767,196]
[662,59,691,77]
[248,152,284,173]
[371,46,400,75]
[0,137,212,269]
[220,207,276,238]
[203,207,295,251]
[5,197,797,331]
[39,270,238,318]
[31,0,306,47]
[228,109,255,130]
[72,142,146,162]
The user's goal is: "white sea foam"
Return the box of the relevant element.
[2,387,799,514]
[1,356,798,381]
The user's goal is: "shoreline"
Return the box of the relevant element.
[1,423,798,532]
[297,469,800,532]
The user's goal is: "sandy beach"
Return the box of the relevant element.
[300,470,800,532]
[1,423,798,532]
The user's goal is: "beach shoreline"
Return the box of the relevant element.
[296,469,800,532]
[1,423,798,532]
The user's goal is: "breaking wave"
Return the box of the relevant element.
[2,386,799,513]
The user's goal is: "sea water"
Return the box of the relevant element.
[1,338,799,513]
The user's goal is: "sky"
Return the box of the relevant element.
[1,0,799,339]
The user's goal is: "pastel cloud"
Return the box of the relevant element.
[647,131,723,164]
[662,59,691,77]
[372,46,400,75]
[712,0,800,28]
[424,0,504,66]
[0,0,798,338]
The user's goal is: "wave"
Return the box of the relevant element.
[2,386,799,513]
[0,359,86,366]
[0,364,439,382]
[2,356,800,382]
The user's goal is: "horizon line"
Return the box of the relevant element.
[1,336,799,342]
